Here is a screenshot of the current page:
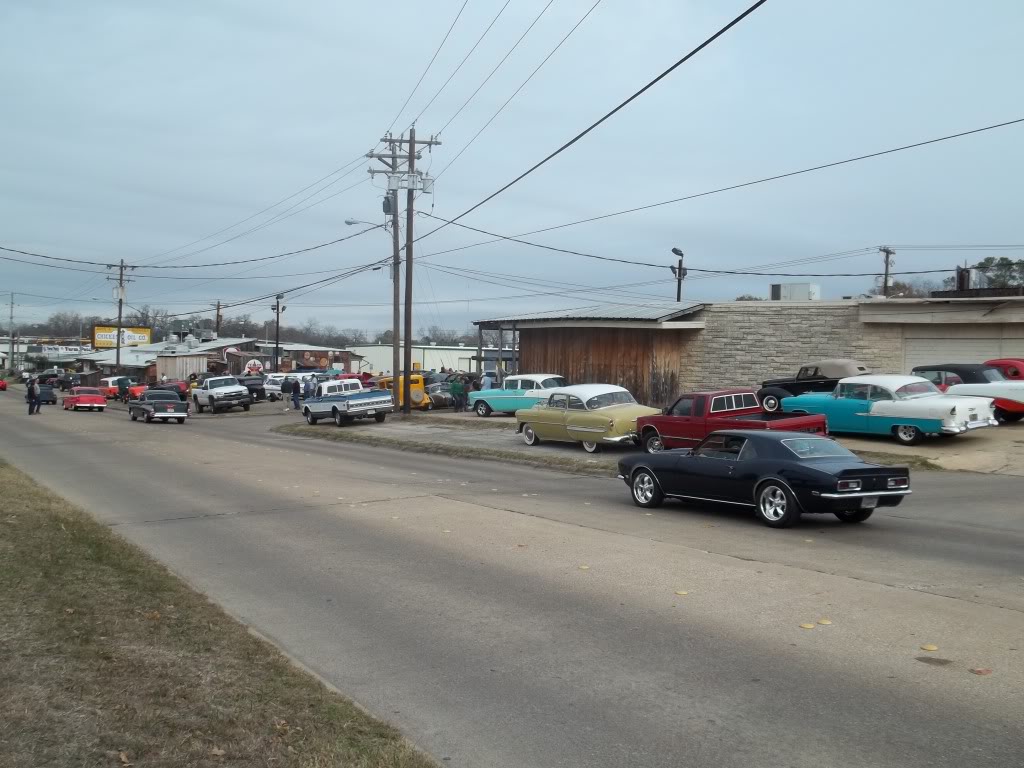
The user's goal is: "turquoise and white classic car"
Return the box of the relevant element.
[468,373,567,417]
[780,374,998,445]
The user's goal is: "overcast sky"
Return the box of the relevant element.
[2,0,1022,334]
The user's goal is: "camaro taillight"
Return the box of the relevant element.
[837,479,862,492]
[887,477,909,489]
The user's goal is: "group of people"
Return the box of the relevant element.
[436,367,492,412]
[24,379,44,414]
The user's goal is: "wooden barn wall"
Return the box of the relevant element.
[518,327,690,405]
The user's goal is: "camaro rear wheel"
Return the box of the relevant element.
[631,469,664,508]
[643,432,664,454]
[522,424,540,445]
[894,425,923,445]
[582,441,601,454]
[475,400,492,417]
[835,509,874,523]
[756,482,800,528]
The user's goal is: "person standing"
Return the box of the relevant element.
[291,378,301,411]
[481,371,494,390]
[449,375,465,413]
[26,378,38,415]
[303,377,313,400]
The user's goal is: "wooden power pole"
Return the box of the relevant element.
[880,246,895,297]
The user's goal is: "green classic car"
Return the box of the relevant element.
[469,373,567,417]
[515,384,660,453]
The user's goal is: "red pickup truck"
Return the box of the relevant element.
[636,389,828,453]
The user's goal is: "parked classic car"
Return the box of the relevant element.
[425,382,455,409]
[377,374,433,410]
[636,389,827,453]
[236,374,267,402]
[98,376,146,400]
[986,358,1024,380]
[129,390,189,424]
[617,431,911,528]
[149,379,190,400]
[516,384,660,453]
[781,374,998,444]
[0,379,7,391]
[911,363,1024,422]
[301,378,394,425]
[36,384,58,404]
[468,373,568,417]
[61,386,106,411]
[758,359,870,412]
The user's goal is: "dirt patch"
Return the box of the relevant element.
[0,460,435,768]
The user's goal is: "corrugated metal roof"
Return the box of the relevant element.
[476,301,703,325]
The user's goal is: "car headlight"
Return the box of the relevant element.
[837,479,862,492]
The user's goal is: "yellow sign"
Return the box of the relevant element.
[92,326,152,348]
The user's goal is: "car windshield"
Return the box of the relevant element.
[895,381,941,399]
[76,388,101,396]
[210,377,238,388]
[147,391,177,400]
[585,390,636,409]
[541,377,567,388]
[782,438,855,459]
[981,368,1006,382]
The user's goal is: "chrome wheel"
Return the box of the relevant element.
[522,424,539,445]
[582,441,600,453]
[762,395,779,412]
[644,433,664,454]
[759,486,787,522]
[633,473,655,504]
[895,425,922,445]
[475,401,492,417]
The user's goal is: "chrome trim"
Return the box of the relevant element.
[604,433,636,443]
[666,493,755,507]
[818,489,912,499]
[568,425,610,434]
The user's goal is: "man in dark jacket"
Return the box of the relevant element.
[291,378,301,410]
[26,378,39,415]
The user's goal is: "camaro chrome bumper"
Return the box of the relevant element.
[816,489,912,499]
[942,418,998,433]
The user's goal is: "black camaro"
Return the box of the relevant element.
[617,430,911,528]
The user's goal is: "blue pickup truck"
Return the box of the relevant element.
[301,379,394,426]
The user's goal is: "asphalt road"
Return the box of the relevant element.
[1,395,1022,768]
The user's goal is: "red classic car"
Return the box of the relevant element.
[62,386,107,412]
[986,359,1024,380]
[0,379,7,391]
[98,376,148,400]
[636,388,828,453]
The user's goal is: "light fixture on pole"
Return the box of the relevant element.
[670,247,687,302]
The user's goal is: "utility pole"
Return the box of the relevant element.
[106,259,133,372]
[272,294,284,372]
[880,246,895,297]
[7,292,14,374]
[214,300,222,335]
[368,128,439,413]
[670,247,687,301]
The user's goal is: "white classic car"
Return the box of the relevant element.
[910,363,1024,423]
[781,374,999,444]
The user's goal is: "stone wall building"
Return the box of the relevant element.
[477,297,1024,406]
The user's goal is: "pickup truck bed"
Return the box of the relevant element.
[636,389,827,453]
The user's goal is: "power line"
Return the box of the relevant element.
[410,1,512,126]
[137,152,371,265]
[420,0,769,239]
[458,117,1024,239]
[437,0,558,136]
[385,0,470,134]
[436,0,598,179]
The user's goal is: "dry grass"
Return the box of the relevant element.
[0,461,436,768]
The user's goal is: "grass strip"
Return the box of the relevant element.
[273,423,616,476]
[274,424,941,475]
[0,460,436,768]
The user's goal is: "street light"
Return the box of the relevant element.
[347,216,400,410]
[669,247,687,302]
